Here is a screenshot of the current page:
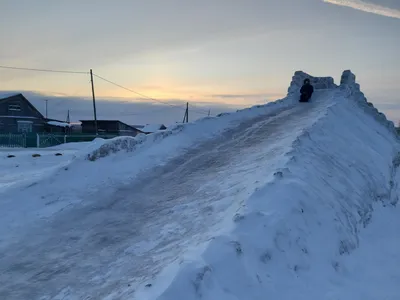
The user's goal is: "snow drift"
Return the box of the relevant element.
[134,71,400,300]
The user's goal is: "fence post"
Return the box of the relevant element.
[36,134,40,148]
[64,135,67,144]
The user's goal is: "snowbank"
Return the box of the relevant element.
[85,131,180,161]
[134,75,400,299]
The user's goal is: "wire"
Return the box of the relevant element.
[189,103,212,114]
[119,105,184,116]
[93,73,184,109]
[93,73,210,115]
[0,65,211,116]
[0,65,88,74]
[191,109,214,116]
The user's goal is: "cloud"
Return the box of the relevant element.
[372,102,400,110]
[323,0,400,18]
[211,93,283,100]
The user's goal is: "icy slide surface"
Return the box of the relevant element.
[1,70,399,300]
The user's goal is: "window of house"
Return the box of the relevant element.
[8,103,21,112]
[17,121,32,133]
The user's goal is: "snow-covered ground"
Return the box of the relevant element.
[0,141,102,193]
[1,71,399,300]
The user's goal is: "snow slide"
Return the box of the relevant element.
[137,71,400,300]
[1,71,399,300]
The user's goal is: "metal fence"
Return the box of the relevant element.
[0,133,118,148]
[0,133,26,148]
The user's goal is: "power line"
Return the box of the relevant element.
[92,73,183,109]
[0,65,88,74]
[191,109,214,115]
[189,103,213,114]
[92,73,210,115]
[0,65,212,117]
[119,105,184,116]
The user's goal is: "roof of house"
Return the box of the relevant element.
[0,116,39,119]
[47,121,71,127]
[0,93,45,119]
[80,120,124,123]
[0,92,21,100]
[140,124,167,133]
[79,119,144,132]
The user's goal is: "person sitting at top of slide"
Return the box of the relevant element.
[299,78,314,102]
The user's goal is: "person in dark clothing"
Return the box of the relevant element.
[299,78,314,102]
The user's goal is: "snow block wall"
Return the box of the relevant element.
[339,70,398,137]
[287,70,336,95]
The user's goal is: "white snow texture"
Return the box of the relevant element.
[1,70,400,300]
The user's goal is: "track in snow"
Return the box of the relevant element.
[0,90,334,300]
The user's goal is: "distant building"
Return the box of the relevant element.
[0,93,71,134]
[80,120,144,136]
[133,124,167,134]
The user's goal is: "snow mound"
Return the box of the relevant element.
[135,73,400,300]
[86,128,184,161]
[86,136,143,161]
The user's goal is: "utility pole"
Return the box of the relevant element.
[90,69,98,135]
[186,102,189,123]
[45,99,48,118]
[182,102,189,123]
[182,109,187,123]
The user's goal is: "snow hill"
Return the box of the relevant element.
[1,70,399,300]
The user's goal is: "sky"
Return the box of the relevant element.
[0,0,399,125]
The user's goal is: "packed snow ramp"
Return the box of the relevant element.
[0,71,399,300]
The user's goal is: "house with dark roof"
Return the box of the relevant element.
[0,93,71,134]
[132,124,167,134]
[80,120,144,136]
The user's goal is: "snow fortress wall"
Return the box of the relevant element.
[287,70,336,95]
[340,69,398,137]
